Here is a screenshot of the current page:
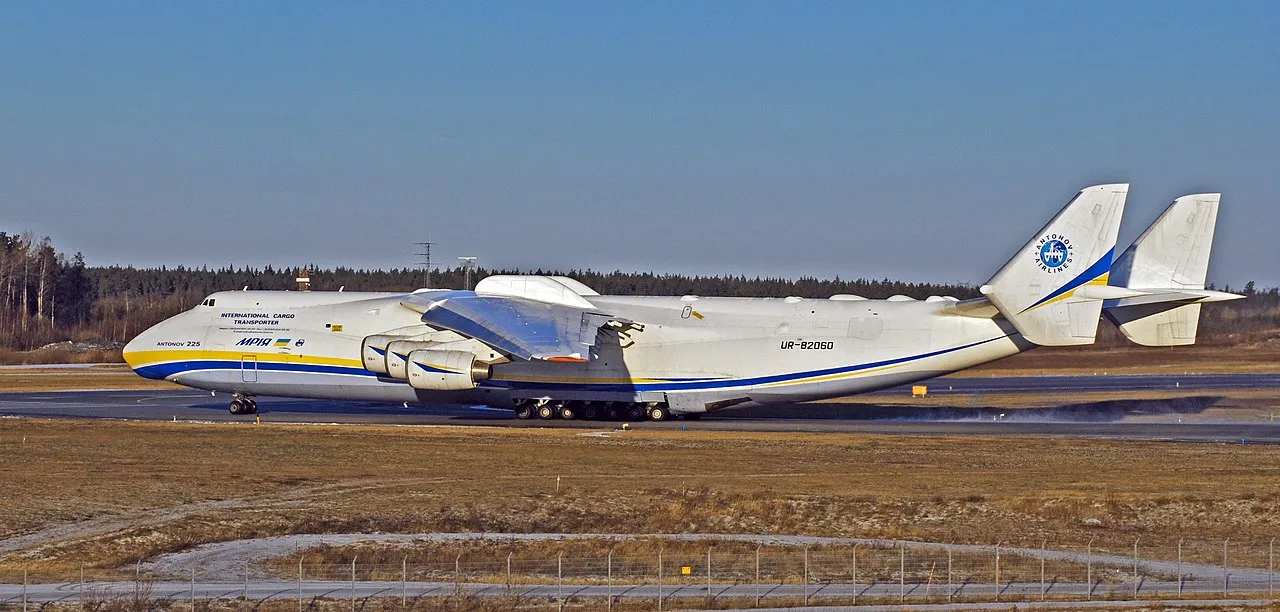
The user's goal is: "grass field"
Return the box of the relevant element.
[964,343,1280,376]
[0,366,180,391]
[3,418,1280,575]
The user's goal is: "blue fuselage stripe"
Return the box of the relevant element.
[134,360,378,380]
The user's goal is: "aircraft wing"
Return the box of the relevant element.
[400,291,623,362]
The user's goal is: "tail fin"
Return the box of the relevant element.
[1103,193,1242,346]
[1110,193,1219,291]
[980,184,1129,346]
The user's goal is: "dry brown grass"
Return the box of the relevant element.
[0,347,124,366]
[0,363,179,392]
[0,370,181,391]
[964,344,1280,376]
[4,419,1280,575]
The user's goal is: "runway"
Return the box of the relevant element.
[2,373,1278,442]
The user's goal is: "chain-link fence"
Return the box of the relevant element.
[3,538,1278,609]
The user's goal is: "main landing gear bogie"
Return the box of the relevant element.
[512,399,699,423]
[228,394,258,415]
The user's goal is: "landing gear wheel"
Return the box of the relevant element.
[606,405,622,420]
[626,405,646,421]
[246,400,259,415]
[514,404,535,420]
[582,405,599,420]
[537,404,556,420]
[649,404,671,421]
[228,399,246,415]
[559,404,577,420]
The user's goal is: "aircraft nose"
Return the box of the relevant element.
[123,325,163,379]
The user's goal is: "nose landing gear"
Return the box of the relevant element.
[228,394,258,415]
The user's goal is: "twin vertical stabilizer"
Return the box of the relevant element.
[1103,193,1242,346]
[975,186,1240,348]
[980,184,1129,346]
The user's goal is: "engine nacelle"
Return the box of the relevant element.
[361,335,404,375]
[385,340,438,379]
[406,350,490,391]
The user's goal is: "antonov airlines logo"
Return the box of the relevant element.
[1035,234,1073,273]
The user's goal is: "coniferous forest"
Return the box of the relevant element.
[1,231,1276,362]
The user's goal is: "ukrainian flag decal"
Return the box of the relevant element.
[274,338,292,347]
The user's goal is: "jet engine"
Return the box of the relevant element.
[385,340,439,379]
[406,349,490,391]
[360,335,403,375]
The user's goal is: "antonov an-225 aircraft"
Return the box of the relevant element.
[124,184,1241,421]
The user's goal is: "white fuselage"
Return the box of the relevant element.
[124,289,1033,412]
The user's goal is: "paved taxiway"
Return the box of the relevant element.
[2,374,1278,442]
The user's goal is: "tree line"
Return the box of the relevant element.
[1,231,1276,352]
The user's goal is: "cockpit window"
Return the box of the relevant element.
[207,299,216,307]
[199,298,216,307]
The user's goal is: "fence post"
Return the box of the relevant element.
[947,545,952,603]
[994,542,1001,602]
[23,567,27,612]
[298,557,303,612]
[191,565,196,612]
[1041,539,1047,600]
[401,556,407,610]
[1177,538,1183,596]
[1133,537,1140,597]
[607,550,613,612]
[852,545,858,606]
[507,552,513,592]
[1223,538,1230,597]
[899,542,905,603]
[557,552,563,612]
[755,545,760,607]
[707,545,713,607]
[803,546,810,605]
[351,556,357,612]
[135,559,140,603]
[658,548,663,612]
[244,561,249,601]
[81,564,85,612]
[1270,538,1274,597]
[1086,538,1093,601]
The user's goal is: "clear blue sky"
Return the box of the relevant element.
[2,1,1277,288]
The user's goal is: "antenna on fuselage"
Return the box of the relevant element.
[296,267,311,291]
